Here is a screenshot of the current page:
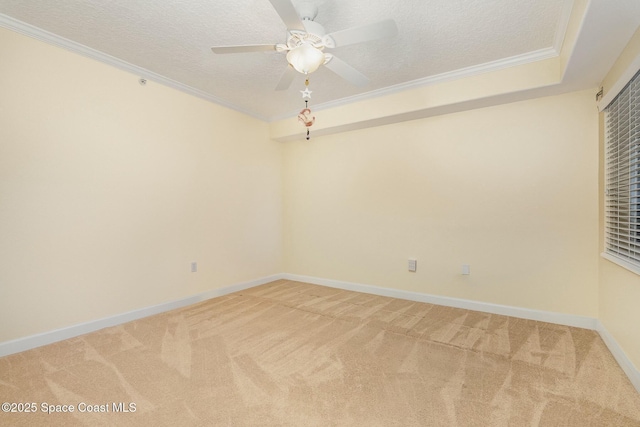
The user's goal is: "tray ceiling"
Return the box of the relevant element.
[0,0,638,121]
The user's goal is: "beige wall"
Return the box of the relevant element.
[599,27,640,370]
[0,18,625,366]
[0,28,283,342]
[283,89,599,317]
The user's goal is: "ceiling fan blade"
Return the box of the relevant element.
[324,56,370,87]
[268,0,305,31]
[325,19,398,48]
[211,45,276,54]
[275,65,296,91]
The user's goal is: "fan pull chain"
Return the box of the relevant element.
[305,100,310,140]
[298,78,315,141]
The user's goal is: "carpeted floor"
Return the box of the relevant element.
[1,279,639,426]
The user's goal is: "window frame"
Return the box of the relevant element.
[602,68,640,275]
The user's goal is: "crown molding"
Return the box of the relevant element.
[271,46,560,122]
[271,0,576,122]
[2,1,572,124]
[0,14,268,122]
[554,0,576,54]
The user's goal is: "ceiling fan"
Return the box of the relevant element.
[210,0,398,91]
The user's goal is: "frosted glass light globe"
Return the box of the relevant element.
[286,43,325,74]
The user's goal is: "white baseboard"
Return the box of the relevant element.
[596,321,640,394]
[283,273,640,393]
[0,274,285,358]
[283,274,598,330]
[3,272,638,395]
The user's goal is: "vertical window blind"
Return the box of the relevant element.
[605,69,640,268]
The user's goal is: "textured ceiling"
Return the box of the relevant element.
[0,0,635,121]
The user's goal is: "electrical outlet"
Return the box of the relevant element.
[190,261,197,273]
[408,259,417,272]
[462,264,470,275]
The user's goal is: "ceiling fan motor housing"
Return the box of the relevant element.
[297,3,318,21]
[288,19,336,51]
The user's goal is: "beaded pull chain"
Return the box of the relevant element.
[298,78,315,140]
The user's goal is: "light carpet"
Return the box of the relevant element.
[1,279,639,426]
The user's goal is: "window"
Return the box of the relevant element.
[604,69,640,270]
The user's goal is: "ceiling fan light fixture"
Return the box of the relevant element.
[286,43,325,74]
